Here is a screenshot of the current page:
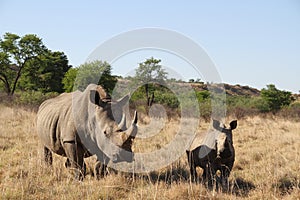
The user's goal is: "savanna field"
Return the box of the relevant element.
[0,104,299,200]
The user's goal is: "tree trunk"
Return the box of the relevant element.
[10,58,29,96]
[0,75,11,96]
[10,68,22,96]
[145,83,149,113]
[145,84,155,114]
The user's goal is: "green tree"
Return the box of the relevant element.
[19,50,71,93]
[134,57,168,107]
[0,33,47,96]
[260,84,293,112]
[62,68,78,92]
[63,60,117,93]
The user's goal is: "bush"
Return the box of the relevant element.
[199,100,212,121]
[278,101,300,120]
[260,84,293,113]
[14,91,58,108]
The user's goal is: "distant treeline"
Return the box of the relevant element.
[1,33,298,119]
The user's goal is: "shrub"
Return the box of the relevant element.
[278,101,300,120]
[260,84,293,113]
[14,91,58,108]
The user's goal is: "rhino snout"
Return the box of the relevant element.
[111,150,134,163]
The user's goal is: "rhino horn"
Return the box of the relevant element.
[120,111,138,151]
[124,111,138,143]
[118,113,127,131]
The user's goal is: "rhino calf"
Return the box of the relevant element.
[186,119,237,189]
[37,84,138,180]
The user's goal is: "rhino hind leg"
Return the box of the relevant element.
[44,146,53,165]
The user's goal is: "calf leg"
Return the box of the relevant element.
[220,165,232,191]
[205,164,216,189]
[201,167,207,182]
[186,151,198,183]
[44,146,52,165]
[189,164,198,183]
[94,161,108,180]
[65,158,71,168]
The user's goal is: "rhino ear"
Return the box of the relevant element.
[230,120,237,130]
[90,90,104,106]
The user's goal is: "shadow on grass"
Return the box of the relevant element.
[140,169,256,197]
[92,163,256,197]
[272,175,300,195]
[231,177,256,197]
[132,166,190,185]
[150,166,190,184]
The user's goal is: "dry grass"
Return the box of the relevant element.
[0,104,299,199]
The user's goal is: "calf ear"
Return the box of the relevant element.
[186,150,191,158]
[212,119,221,130]
[230,120,237,130]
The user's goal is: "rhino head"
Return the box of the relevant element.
[213,119,237,162]
[89,86,138,163]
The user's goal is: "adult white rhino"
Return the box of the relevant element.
[37,84,138,179]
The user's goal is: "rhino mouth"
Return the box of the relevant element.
[112,111,137,163]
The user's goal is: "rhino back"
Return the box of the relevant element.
[37,92,76,155]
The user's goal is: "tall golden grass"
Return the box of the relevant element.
[0,104,299,199]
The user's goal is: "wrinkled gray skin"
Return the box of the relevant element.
[186,119,237,190]
[37,84,138,180]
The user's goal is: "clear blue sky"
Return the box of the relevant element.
[1,0,299,93]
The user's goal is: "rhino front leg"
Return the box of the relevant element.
[44,146,53,165]
[63,141,85,180]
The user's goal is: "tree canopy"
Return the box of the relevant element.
[133,57,168,108]
[0,32,70,95]
[134,57,167,84]
[19,50,71,93]
[63,60,117,93]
